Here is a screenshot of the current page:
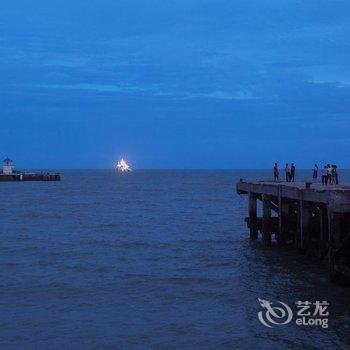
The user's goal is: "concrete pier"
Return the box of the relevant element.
[237,180,350,281]
[0,157,60,182]
[0,173,60,181]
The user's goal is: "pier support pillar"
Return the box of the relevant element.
[295,202,301,249]
[318,206,326,258]
[300,201,312,251]
[328,209,341,280]
[262,194,272,246]
[249,191,258,240]
[296,200,311,250]
[277,188,287,245]
[301,202,312,250]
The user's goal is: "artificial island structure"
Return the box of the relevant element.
[116,158,132,172]
[0,157,60,181]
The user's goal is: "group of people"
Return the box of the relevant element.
[314,164,339,185]
[273,163,339,185]
[273,163,296,182]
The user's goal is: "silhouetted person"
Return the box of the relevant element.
[335,165,339,185]
[290,163,295,182]
[327,164,332,184]
[322,165,328,185]
[312,164,318,180]
[285,163,291,182]
[335,165,339,184]
[273,163,279,182]
[331,165,338,185]
[331,165,335,184]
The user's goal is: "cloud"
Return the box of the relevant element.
[30,82,260,101]
[32,83,145,93]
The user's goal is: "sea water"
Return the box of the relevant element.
[1,170,350,349]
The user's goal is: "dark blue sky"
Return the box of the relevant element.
[1,0,349,169]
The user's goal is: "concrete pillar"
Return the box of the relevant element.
[249,191,258,240]
[318,206,326,258]
[262,194,272,246]
[295,202,301,249]
[277,187,287,245]
[328,208,341,280]
[300,201,312,250]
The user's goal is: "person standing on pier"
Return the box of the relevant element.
[273,163,279,182]
[290,163,295,182]
[335,165,339,184]
[285,163,291,182]
[331,165,339,185]
[312,164,318,180]
[327,164,332,184]
[322,165,328,185]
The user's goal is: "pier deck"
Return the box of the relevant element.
[236,180,350,281]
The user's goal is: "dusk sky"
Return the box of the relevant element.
[1,0,349,169]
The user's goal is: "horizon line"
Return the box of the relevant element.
[17,168,350,171]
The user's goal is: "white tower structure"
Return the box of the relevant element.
[3,157,14,175]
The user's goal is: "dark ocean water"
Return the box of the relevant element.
[1,170,350,350]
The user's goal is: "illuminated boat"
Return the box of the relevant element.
[116,158,132,172]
